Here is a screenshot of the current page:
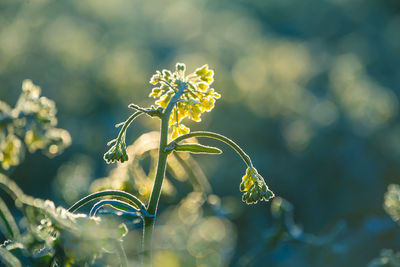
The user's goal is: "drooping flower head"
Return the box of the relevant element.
[149,63,221,139]
[240,167,274,204]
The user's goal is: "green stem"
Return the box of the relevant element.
[0,174,25,201]
[67,190,146,213]
[143,82,186,266]
[169,131,253,167]
[116,111,143,142]
[0,196,20,239]
[160,79,177,92]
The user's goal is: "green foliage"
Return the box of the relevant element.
[93,131,212,201]
[0,174,129,266]
[0,80,71,170]
[0,83,130,266]
[0,63,276,266]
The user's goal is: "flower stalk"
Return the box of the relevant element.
[143,81,187,266]
[97,63,274,266]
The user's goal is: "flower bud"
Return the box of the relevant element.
[103,141,129,164]
[240,167,274,204]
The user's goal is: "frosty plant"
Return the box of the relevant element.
[73,63,274,265]
[0,80,71,170]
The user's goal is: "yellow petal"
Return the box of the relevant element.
[155,92,173,108]
[201,97,215,112]
[171,126,179,139]
[197,82,209,91]
[178,124,190,135]
[149,88,162,98]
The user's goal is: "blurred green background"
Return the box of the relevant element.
[1,0,400,266]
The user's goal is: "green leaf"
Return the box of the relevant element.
[173,143,222,154]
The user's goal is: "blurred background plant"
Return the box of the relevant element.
[368,185,400,266]
[0,80,70,171]
[1,0,400,266]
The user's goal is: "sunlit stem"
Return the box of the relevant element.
[67,190,146,213]
[0,174,25,201]
[128,104,149,113]
[160,79,177,92]
[143,82,186,266]
[0,196,20,239]
[170,131,253,168]
[116,111,143,143]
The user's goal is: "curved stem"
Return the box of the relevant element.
[160,79,177,92]
[128,104,149,114]
[0,174,25,201]
[117,111,143,142]
[0,196,20,239]
[143,82,186,266]
[89,199,140,217]
[67,190,146,213]
[169,131,253,167]
[146,83,187,215]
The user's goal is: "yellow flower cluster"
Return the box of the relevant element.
[240,167,274,204]
[149,63,221,139]
[0,134,22,170]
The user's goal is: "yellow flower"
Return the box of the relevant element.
[200,97,215,112]
[25,129,45,152]
[197,82,209,91]
[205,88,221,99]
[162,69,172,79]
[169,104,188,126]
[0,134,22,170]
[155,91,173,109]
[177,102,188,117]
[149,63,220,139]
[149,71,162,85]
[171,124,190,139]
[195,65,214,83]
[240,167,274,204]
[149,87,162,98]
[189,102,202,122]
